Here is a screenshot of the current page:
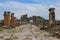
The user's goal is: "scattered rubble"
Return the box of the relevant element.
[0,24,60,40]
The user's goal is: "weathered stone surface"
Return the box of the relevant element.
[0,24,59,40]
[3,12,17,27]
[10,13,17,26]
[49,8,55,25]
[21,14,29,24]
[32,16,45,25]
[3,11,10,26]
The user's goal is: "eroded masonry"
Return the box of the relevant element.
[3,11,17,27]
[49,8,55,26]
[0,8,60,28]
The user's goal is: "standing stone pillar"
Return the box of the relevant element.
[11,13,17,26]
[14,17,17,26]
[49,8,55,26]
[7,12,10,26]
[11,13,14,26]
[3,11,10,26]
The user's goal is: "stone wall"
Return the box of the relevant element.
[21,14,29,24]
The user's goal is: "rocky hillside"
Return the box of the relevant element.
[0,24,60,40]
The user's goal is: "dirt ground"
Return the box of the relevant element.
[0,24,60,40]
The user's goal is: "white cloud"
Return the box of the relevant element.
[0,1,60,20]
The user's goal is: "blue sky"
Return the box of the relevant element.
[0,0,60,20]
[0,0,59,4]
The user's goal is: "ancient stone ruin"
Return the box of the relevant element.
[3,11,17,27]
[49,8,55,26]
[1,8,60,39]
[3,11,10,26]
[21,14,29,24]
[0,8,59,28]
[32,16,45,25]
[10,13,17,27]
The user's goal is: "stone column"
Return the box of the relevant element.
[14,17,17,26]
[49,8,55,25]
[11,13,14,26]
[3,11,10,26]
[7,11,10,26]
[10,13,17,26]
